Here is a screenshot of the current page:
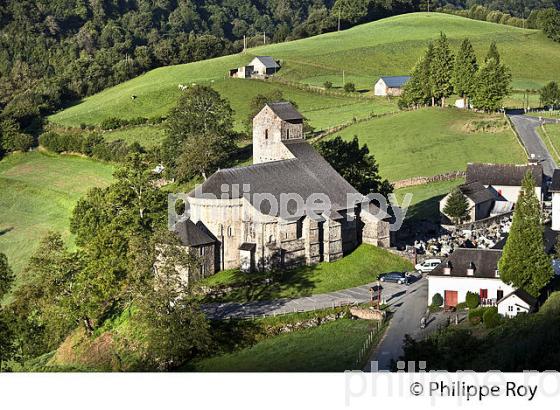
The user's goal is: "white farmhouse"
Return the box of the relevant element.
[428,248,514,306]
[466,162,543,204]
[373,76,411,96]
[229,56,280,78]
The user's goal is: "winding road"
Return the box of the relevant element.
[508,112,558,177]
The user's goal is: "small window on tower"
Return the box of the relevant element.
[265,129,269,140]
[286,129,290,139]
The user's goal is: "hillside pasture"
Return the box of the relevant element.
[0,152,114,278]
[334,108,527,181]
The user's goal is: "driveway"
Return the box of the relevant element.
[202,278,414,320]
[508,113,558,177]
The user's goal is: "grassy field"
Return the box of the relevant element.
[395,178,465,222]
[194,318,373,372]
[103,124,167,147]
[200,244,413,303]
[49,13,560,129]
[334,108,526,181]
[540,123,560,164]
[0,152,114,278]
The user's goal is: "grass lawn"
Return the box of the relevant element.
[0,152,114,279]
[193,318,374,372]
[394,178,465,222]
[199,244,413,303]
[540,123,560,164]
[49,13,560,129]
[103,124,167,147]
[334,108,526,181]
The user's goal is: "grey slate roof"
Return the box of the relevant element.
[239,242,257,251]
[550,169,560,192]
[252,56,280,69]
[466,163,543,187]
[267,102,303,121]
[174,219,215,247]
[189,139,365,217]
[430,248,502,278]
[458,181,495,204]
[379,76,411,88]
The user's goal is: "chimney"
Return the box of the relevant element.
[467,262,475,276]
[443,260,452,275]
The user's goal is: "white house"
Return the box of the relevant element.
[550,169,560,231]
[373,76,411,96]
[497,289,537,318]
[428,248,516,309]
[230,56,280,78]
[466,162,543,204]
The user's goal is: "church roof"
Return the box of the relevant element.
[266,102,303,121]
[189,139,365,217]
[174,219,215,247]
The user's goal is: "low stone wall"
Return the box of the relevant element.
[393,171,466,189]
[443,211,514,231]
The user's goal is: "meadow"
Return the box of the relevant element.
[194,318,373,372]
[0,152,114,278]
[49,13,560,130]
[334,108,527,181]
[541,123,560,164]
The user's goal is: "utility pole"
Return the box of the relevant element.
[338,11,341,32]
[243,35,247,53]
[263,31,266,45]
[342,70,345,86]
[427,0,430,13]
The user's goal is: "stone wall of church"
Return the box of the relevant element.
[253,107,295,164]
[361,211,391,248]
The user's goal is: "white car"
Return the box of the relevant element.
[415,259,442,273]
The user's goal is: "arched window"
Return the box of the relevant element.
[228,226,233,237]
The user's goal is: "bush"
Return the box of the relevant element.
[465,291,480,309]
[431,293,443,307]
[539,291,560,316]
[455,302,468,310]
[323,81,332,90]
[483,307,500,329]
[468,307,486,325]
[11,133,34,151]
[343,82,356,92]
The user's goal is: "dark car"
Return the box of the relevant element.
[379,271,408,285]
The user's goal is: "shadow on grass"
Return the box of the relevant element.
[0,227,14,236]
[405,193,447,223]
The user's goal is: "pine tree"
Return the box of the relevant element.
[452,38,478,109]
[430,32,455,107]
[0,253,14,300]
[400,42,434,108]
[471,53,511,112]
[485,41,500,63]
[498,172,554,297]
[443,188,470,224]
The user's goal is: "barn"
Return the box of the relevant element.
[374,76,411,96]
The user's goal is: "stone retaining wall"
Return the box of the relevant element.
[393,171,466,189]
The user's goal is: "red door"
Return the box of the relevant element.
[445,290,458,307]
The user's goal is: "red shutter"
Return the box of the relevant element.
[480,289,488,299]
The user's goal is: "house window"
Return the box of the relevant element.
[265,129,269,140]
[508,305,514,312]
[479,289,488,299]
[296,218,304,239]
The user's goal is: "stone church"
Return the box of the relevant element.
[175,102,391,274]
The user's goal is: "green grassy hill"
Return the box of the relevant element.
[0,152,114,278]
[50,13,560,129]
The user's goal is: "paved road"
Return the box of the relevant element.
[508,113,558,177]
[363,278,429,371]
[202,279,410,319]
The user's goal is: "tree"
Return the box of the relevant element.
[163,85,235,173]
[0,252,14,300]
[430,32,455,107]
[465,291,480,309]
[315,136,393,197]
[130,230,211,370]
[176,131,237,181]
[485,41,500,63]
[344,82,356,92]
[400,42,435,108]
[323,80,333,89]
[540,81,560,108]
[443,188,469,224]
[471,45,511,112]
[498,172,554,297]
[332,0,369,25]
[452,38,478,108]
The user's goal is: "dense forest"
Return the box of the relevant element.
[0,0,559,157]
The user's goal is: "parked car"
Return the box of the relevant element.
[415,258,442,273]
[379,271,408,285]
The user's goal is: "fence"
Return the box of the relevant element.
[354,321,383,369]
